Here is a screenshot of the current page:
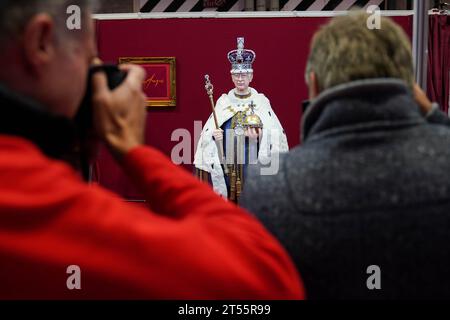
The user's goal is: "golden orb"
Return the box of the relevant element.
[244,114,263,129]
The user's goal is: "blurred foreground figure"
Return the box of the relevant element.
[241,12,450,299]
[0,0,303,299]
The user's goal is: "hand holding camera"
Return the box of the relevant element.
[91,64,147,161]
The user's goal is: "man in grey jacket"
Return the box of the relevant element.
[240,12,450,299]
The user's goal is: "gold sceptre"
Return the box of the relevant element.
[204,75,228,175]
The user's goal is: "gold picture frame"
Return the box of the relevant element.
[119,57,176,107]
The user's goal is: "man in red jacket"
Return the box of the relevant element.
[0,0,304,299]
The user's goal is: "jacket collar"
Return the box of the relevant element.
[301,79,425,142]
[0,83,78,161]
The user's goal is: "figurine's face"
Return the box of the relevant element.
[232,72,253,94]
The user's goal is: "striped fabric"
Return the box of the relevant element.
[139,0,386,12]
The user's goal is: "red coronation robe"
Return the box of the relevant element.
[0,135,305,299]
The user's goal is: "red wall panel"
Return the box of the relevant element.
[96,16,413,199]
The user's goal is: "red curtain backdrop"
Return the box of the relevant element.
[95,16,412,200]
[427,14,450,114]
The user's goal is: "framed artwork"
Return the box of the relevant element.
[118,57,176,107]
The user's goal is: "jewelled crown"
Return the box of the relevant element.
[227,37,256,74]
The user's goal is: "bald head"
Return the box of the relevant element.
[0,0,97,118]
[0,0,93,45]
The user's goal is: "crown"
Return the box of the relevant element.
[227,37,256,74]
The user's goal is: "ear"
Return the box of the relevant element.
[248,73,254,82]
[22,14,57,75]
[308,72,319,99]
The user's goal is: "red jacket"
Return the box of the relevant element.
[0,136,304,299]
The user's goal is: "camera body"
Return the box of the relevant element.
[74,64,127,181]
[76,64,127,136]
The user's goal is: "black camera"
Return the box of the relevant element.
[74,64,127,181]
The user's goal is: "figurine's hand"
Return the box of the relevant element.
[213,129,224,141]
[245,128,262,140]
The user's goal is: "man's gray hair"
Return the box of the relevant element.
[305,11,414,91]
[0,0,94,43]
